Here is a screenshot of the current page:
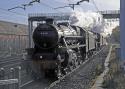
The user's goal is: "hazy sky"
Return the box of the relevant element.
[0,0,120,24]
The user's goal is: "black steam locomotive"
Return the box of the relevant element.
[26,19,106,79]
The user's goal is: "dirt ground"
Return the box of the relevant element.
[102,45,125,89]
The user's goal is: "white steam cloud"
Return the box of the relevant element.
[69,10,119,37]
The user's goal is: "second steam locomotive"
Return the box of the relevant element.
[25,18,106,79]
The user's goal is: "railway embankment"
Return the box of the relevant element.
[91,44,125,89]
[45,46,109,89]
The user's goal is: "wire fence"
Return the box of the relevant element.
[0,67,21,89]
[0,31,33,89]
[0,33,28,55]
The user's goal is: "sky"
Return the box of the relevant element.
[0,0,120,24]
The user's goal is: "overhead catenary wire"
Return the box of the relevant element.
[7,0,89,12]
[0,15,27,24]
[39,2,64,13]
[51,0,72,10]
[8,3,34,11]
[7,0,64,13]
[91,0,99,12]
[0,7,27,18]
[0,0,100,19]
[67,0,71,4]
[72,0,100,12]
[29,0,40,4]
[8,6,26,11]
[8,0,40,11]
[54,0,89,10]
[52,0,68,4]
[54,6,71,9]
[0,13,27,20]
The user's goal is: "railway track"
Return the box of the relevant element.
[0,51,23,60]
[19,45,109,89]
[0,45,109,89]
[0,56,23,69]
[46,46,108,89]
[0,52,36,89]
[0,51,10,58]
[0,58,33,89]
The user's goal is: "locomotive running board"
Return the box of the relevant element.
[65,36,83,40]
[59,45,86,49]
[62,37,86,49]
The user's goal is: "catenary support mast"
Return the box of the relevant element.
[120,0,125,68]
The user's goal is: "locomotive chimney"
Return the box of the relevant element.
[46,18,54,24]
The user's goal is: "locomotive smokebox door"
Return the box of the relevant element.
[32,24,59,49]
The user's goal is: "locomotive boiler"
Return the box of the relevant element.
[26,19,87,79]
[25,18,106,79]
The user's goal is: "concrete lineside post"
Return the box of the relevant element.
[120,0,125,70]
[0,68,5,89]
[28,20,31,48]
